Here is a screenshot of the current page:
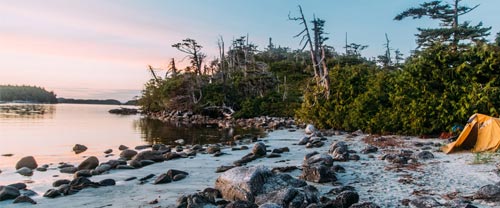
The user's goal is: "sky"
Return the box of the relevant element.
[1,0,499,102]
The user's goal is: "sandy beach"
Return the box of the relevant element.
[1,128,500,207]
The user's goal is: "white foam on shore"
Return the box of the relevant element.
[1,129,499,207]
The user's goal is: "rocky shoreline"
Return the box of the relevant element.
[1,125,500,207]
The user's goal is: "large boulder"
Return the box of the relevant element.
[0,186,21,201]
[215,166,307,203]
[329,141,349,161]
[15,156,38,170]
[300,164,336,183]
[252,142,267,157]
[78,156,99,170]
[73,144,88,154]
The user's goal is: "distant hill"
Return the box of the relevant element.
[123,100,138,105]
[0,85,57,103]
[57,98,121,105]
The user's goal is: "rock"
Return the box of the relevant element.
[416,151,435,160]
[215,166,306,202]
[75,170,92,178]
[173,174,187,181]
[349,154,361,161]
[226,200,258,208]
[409,196,442,208]
[73,144,88,154]
[120,149,138,160]
[103,159,126,169]
[0,186,21,201]
[53,179,71,187]
[43,189,61,198]
[259,203,283,208]
[329,141,349,162]
[16,167,33,176]
[133,150,164,162]
[267,153,281,158]
[177,192,217,208]
[1,154,13,157]
[140,174,156,182]
[140,160,155,167]
[154,173,172,184]
[335,191,359,207]
[99,179,116,186]
[78,156,99,170]
[202,188,222,201]
[474,184,500,200]
[240,146,249,150]
[298,137,310,145]
[104,149,113,154]
[304,153,333,167]
[252,142,267,157]
[124,177,137,181]
[360,145,378,154]
[93,164,111,175]
[13,195,37,204]
[60,166,78,174]
[255,187,317,208]
[36,167,47,172]
[300,164,336,183]
[175,139,185,145]
[207,145,221,154]
[135,144,152,150]
[271,166,298,173]
[15,156,38,170]
[350,202,380,208]
[8,183,26,190]
[164,152,182,160]
[70,177,99,190]
[116,165,135,169]
[22,189,38,197]
[167,169,189,179]
[216,166,236,173]
[118,145,128,150]
[305,124,316,134]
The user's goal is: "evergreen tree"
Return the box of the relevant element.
[394,0,491,48]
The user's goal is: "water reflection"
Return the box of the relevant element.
[0,104,55,119]
[134,118,266,145]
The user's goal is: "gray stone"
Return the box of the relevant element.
[252,142,267,157]
[135,144,152,150]
[173,173,187,181]
[75,170,92,178]
[409,196,442,208]
[16,167,33,176]
[60,166,78,174]
[15,156,38,170]
[305,124,315,134]
[104,149,113,154]
[8,183,26,190]
[0,186,21,201]
[43,189,61,198]
[298,137,310,145]
[207,145,221,154]
[53,179,71,187]
[360,145,378,154]
[78,156,99,170]
[132,150,164,162]
[118,145,128,150]
[93,164,111,174]
[13,195,37,204]
[416,151,435,160]
[300,164,336,183]
[98,179,116,186]
[335,191,359,208]
[120,149,138,160]
[154,173,172,184]
[350,202,380,208]
[215,166,306,202]
[474,184,500,200]
[73,144,88,154]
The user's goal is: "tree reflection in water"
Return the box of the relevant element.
[134,118,266,145]
[0,104,55,119]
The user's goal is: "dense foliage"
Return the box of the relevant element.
[140,1,500,135]
[0,85,57,103]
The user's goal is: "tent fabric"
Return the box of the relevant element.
[443,113,500,153]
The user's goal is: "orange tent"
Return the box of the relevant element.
[443,113,500,153]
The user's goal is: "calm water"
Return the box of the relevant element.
[0,103,263,169]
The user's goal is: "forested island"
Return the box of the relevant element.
[139,1,500,136]
[0,85,57,103]
[57,98,122,105]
